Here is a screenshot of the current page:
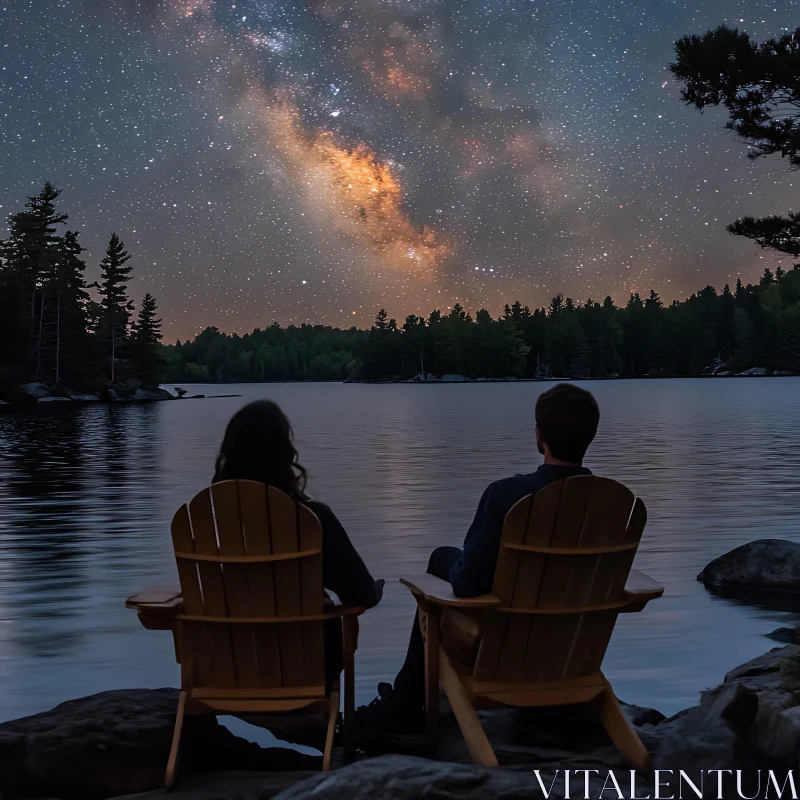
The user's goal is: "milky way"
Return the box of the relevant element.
[1,0,797,340]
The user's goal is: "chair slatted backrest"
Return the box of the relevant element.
[170,480,325,691]
[473,476,646,684]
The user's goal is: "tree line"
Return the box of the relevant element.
[0,183,164,393]
[164,268,800,383]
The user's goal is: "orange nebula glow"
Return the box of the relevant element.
[263,98,447,276]
[384,65,429,97]
[178,0,212,17]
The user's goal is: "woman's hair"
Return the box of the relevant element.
[213,400,308,498]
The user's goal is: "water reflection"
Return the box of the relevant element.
[0,408,90,658]
[703,586,800,614]
[0,379,798,722]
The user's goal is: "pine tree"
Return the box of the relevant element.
[131,292,164,385]
[374,308,389,330]
[97,233,133,382]
[133,292,162,345]
[402,314,427,375]
[0,183,67,377]
[548,295,564,316]
[362,309,393,379]
[50,230,91,384]
[717,283,735,362]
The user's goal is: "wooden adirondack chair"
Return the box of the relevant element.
[401,475,664,772]
[126,480,365,788]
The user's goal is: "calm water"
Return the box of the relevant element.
[0,379,798,726]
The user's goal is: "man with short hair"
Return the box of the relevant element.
[354,383,601,741]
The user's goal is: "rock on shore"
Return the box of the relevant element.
[697,539,800,593]
[0,689,318,800]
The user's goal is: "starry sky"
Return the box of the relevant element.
[1,0,797,341]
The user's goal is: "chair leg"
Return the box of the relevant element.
[165,690,187,790]
[595,674,651,774]
[439,646,497,767]
[422,606,441,744]
[323,687,340,771]
[342,616,357,762]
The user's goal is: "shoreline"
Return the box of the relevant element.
[165,372,797,386]
[347,372,796,384]
[1,371,794,408]
[0,393,244,408]
[0,383,244,409]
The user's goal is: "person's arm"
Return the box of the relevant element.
[310,503,381,609]
[448,483,502,598]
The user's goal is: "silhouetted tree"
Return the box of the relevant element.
[0,186,162,392]
[672,26,800,256]
[131,293,164,385]
[51,230,91,384]
[0,183,67,377]
[97,233,133,382]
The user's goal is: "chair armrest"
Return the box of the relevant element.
[400,574,502,608]
[126,585,182,608]
[621,569,664,611]
[126,585,182,631]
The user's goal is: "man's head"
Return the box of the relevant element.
[535,383,600,465]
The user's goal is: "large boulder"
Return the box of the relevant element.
[697,539,800,593]
[0,689,318,800]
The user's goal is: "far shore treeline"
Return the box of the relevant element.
[164,268,800,383]
[0,183,163,394]
[3,185,800,390]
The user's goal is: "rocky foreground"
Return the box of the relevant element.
[0,645,797,800]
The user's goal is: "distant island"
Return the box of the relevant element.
[0,183,166,405]
[164,272,800,384]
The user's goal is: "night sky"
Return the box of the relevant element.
[1,1,797,341]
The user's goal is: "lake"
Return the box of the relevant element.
[0,379,798,730]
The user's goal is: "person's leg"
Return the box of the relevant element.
[392,546,462,704]
[354,546,462,740]
[323,618,343,694]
